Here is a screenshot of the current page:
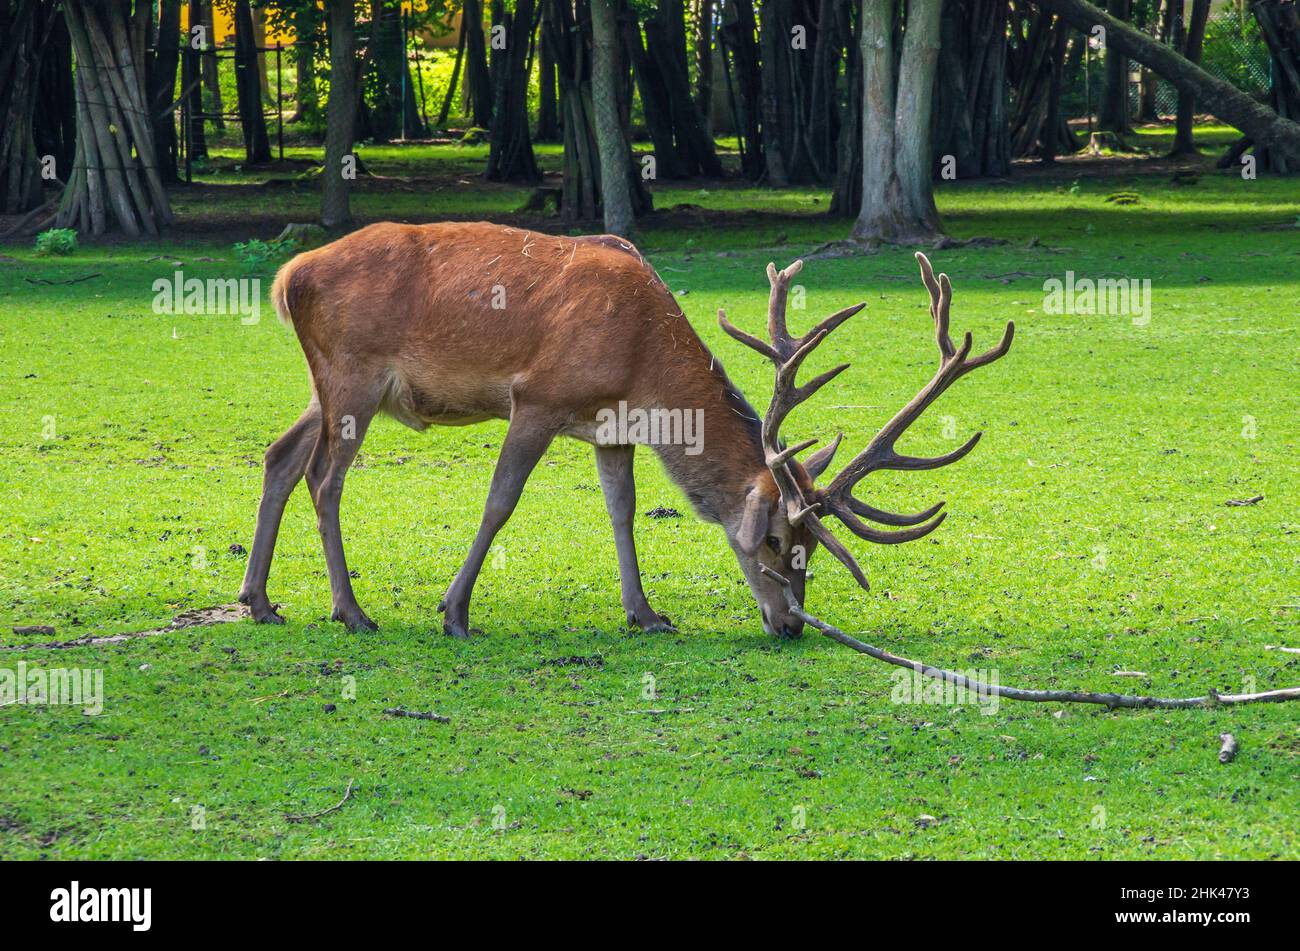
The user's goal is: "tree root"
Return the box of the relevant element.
[760,567,1300,710]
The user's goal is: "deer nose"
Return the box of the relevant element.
[780,618,804,639]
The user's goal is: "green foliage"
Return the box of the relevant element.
[1202,9,1270,96]
[33,228,78,257]
[233,237,299,271]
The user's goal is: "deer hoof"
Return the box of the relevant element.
[332,606,378,632]
[253,606,286,625]
[630,610,675,634]
[443,619,472,639]
[241,592,285,625]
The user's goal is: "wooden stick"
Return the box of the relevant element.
[382,707,450,723]
[284,778,354,823]
[760,567,1300,709]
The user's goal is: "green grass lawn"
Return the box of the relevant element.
[1,151,1297,859]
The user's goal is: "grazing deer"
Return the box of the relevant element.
[239,222,1013,638]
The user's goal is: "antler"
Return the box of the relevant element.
[718,260,863,526]
[718,253,1015,593]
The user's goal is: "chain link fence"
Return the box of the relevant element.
[1150,7,1271,114]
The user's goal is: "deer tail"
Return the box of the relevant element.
[270,259,299,328]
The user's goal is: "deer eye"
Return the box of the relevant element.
[766,536,782,555]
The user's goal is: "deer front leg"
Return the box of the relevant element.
[439,408,559,638]
[239,401,321,623]
[595,445,673,633]
[307,392,379,633]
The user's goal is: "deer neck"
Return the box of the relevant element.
[642,346,766,525]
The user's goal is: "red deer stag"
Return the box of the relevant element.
[239,222,1013,638]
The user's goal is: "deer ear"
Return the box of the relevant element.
[804,432,843,481]
[736,488,771,556]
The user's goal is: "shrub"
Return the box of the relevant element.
[34,228,78,257]
[232,237,298,272]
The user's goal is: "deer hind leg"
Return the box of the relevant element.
[594,445,673,633]
[239,400,322,623]
[439,405,561,638]
[307,383,382,633]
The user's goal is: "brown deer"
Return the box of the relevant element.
[238,222,1013,638]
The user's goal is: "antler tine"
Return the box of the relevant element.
[915,252,955,360]
[962,321,1016,372]
[848,496,945,528]
[718,260,870,529]
[718,308,779,362]
[807,301,867,342]
[766,259,805,352]
[836,506,948,545]
[815,255,1016,570]
[803,516,872,591]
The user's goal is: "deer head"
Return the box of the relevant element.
[718,252,1015,637]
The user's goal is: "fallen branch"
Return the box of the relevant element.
[284,778,355,823]
[0,199,57,239]
[760,567,1300,709]
[24,273,102,286]
[382,707,450,723]
[1225,495,1264,506]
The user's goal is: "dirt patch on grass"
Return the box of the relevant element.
[3,603,250,652]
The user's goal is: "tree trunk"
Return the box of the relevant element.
[1099,0,1131,134]
[829,0,862,216]
[291,2,320,122]
[935,0,1011,178]
[198,0,223,129]
[630,2,723,178]
[322,0,358,229]
[648,0,723,177]
[894,0,942,231]
[852,0,945,244]
[1252,0,1300,172]
[149,0,182,183]
[718,0,764,179]
[1009,3,1081,159]
[56,0,173,235]
[590,0,635,235]
[757,0,792,185]
[0,0,44,214]
[33,6,76,190]
[486,0,541,181]
[1034,0,1300,164]
[537,20,559,140]
[544,0,599,222]
[694,0,714,136]
[436,10,467,127]
[622,12,688,177]
[366,1,425,141]
[463,0,493,128]
[233,0,271,161]
[185,1,208,158]
[252,2,270,100]
[1170,0,1209,155]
